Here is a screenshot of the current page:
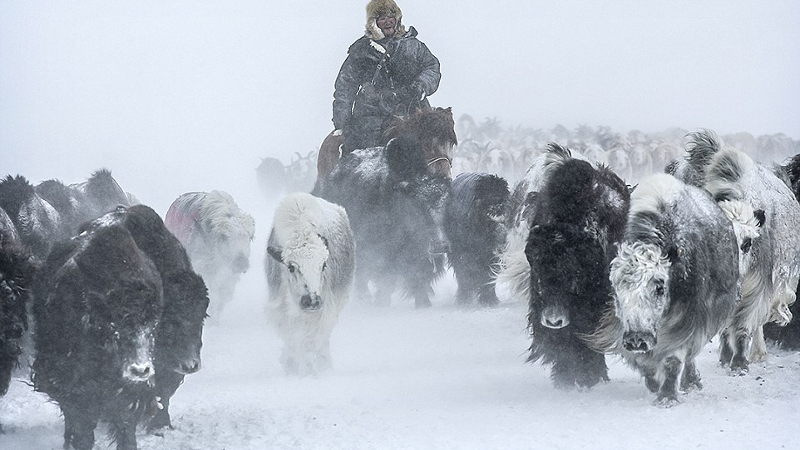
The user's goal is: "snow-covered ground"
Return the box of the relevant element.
[2,250,799,450]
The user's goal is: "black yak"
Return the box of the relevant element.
[0,174,65,261]
[314,135,451,308]
[32,221,163,449]
[525,148,630,389]
[81,205,210,432]
[444,172,509,307]
[588,173,741,406]
[0,210,37,433]
[69,168,133,215]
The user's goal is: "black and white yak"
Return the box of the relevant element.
[164,190,255,322]
[525,149,630,389]
[314,136,450,308]
[443,172,509,307]
[32,222,163,450]
[0,174,65,261]
[703,146,800,373]
[764,153,800,349]
[588,173,741,406]
[266,192,355,375]
[0,207,37,434]
[81,205,210,432]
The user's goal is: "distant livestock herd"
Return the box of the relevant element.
[2,119,800,448]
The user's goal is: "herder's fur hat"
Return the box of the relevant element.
[365,0,406,40]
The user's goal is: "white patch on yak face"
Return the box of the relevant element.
[610,241,671,338]
[122,326,156,383]
[282,233,329,312]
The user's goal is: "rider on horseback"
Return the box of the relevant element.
[332,0,442,155]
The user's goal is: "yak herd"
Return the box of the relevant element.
[2,111,800,447]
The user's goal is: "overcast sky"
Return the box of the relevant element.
[2,0,799,213]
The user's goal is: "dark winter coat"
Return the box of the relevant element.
[333,27,441,153]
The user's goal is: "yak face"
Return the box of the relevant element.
[474,175,510,224]
[527,224,608,330]
[717,200,764,277]
[86,279,161,384]
[156,271,209,375]
[610,241,673,353]
[268,233,329,313]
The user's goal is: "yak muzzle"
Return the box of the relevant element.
[622,331,656,353]
[300,294,322,311]
[124,361,155,382]
[541,305,570,329]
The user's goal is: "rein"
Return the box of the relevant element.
[427,156,452,168]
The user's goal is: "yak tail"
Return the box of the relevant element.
[579,305,624,354]
[704,148,749,202]
[685,129,722,174]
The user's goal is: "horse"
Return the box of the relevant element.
[315,107,457,183]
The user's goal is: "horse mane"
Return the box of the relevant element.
[381,107,458,147]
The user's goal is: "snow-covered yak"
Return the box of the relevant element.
[164,190,255,322]
[526,151,630,389]
[588,173,740,406]
[0,212,36,433]
[0,174,64,261]
[32,222,163,450]
[444,172,509,307]
[34,178,98,238]
[265,192,355,375]
[314,135,450,308]
[703,146,800,373]
[764,153,800,349]
[496,143,585,303]
[81,205,210,432]
[69,168,133,215]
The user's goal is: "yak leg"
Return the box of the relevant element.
[477,282,500,307]
[148,371,183,433]
[373,273,397,307]
[550,335,608,390]
[749,325,767,363]
[680,358,703,391]
[110,416,139,450]
[719,328,734,367]
[730,327,751,375]
[655,356,682,407]
[63,406,97,450]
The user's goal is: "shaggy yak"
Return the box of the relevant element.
[32,222,163,450]
[588,173,741,406]
[0,209,37,434]
[525,147,630,389]
[703,145,800,373]
[314,135,450,308]
[266,192,355,375]
[764,153,800,349]
[164,190,255,322]
[69,168,133,215]
[496,144,586,303]
[0,174,65,261]
[81,205,210,432]
[444,172,510,307]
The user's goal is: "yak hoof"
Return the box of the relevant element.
[654,395,681,408]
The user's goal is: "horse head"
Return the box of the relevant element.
[382,107,457,179]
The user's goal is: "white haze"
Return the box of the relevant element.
[2,1,800,449]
